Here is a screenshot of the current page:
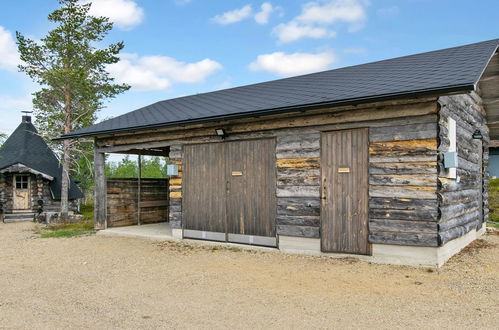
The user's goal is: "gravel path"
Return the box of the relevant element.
[0,222,498,329]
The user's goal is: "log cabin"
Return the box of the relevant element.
[59,39,499,267]
[0,115,83,222]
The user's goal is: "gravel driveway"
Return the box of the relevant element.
[0,222,497,329]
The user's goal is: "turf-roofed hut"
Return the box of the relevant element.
[59,39,499,267]
[0,115,83,221]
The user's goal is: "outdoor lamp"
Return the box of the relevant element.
[472,129,483,140]
[215,128,227,139]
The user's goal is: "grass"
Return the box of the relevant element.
[80,203,94,220]
[488,178,499,228]
[40,220,94,238]
[38,203,95,238]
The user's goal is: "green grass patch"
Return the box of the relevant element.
[489,178,499,222]
[39,220,94,238]
[80,203,94,221]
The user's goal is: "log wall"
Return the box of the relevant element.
[437,92,488,245]
[107,178,168,227]
[95,94,487,247]
[0,173,77,213]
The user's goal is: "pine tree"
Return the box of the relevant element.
[16,0,130,218]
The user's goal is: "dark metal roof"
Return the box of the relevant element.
[61,39,499,139]
[0,117,83,200]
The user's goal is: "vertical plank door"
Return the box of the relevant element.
[183,143,227,240]
[226,139,277,241]
[321,129,370,255]
[13,175,31,210]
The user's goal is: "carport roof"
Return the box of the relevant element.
[60,38,499,139]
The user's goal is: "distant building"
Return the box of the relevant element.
[0,115,83,221]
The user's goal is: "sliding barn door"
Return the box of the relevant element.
[182,139,277,246]
[321,129,370,255]
[226,139,276,246]
[183,143,227,241]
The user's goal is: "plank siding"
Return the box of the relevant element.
[107,178,168,228]
[437,93,488,245]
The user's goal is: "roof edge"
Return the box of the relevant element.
[56,83,475,140]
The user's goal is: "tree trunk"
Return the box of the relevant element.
[60,138,70,219]
[60,90,72,220]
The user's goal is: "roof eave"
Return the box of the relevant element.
[55,83,477,141]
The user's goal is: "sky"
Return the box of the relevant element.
[0,0,498,138]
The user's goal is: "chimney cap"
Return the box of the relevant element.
[21,111,33,123]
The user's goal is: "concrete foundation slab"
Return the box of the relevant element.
[279,224,486,267]
[97,223,173,241]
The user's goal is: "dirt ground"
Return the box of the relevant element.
[0,222,498,329]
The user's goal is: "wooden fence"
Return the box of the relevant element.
[106,178,169,227]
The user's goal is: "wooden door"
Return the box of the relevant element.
[226,139,276,239]
[13,175,31,210]
[182,139,277,245]
[321,129,370,255]
[183,143,227,240]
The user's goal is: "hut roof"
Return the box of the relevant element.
[60,38,499,139]
[0,116,83,200]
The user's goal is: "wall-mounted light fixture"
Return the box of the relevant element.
[472,129,483,140]
[215,128,227,139]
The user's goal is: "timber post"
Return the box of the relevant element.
[137,154,142,226]
[94,147,107,229]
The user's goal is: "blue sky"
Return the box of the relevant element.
[0,0,498,137]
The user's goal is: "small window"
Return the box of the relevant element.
[15,175,29,189]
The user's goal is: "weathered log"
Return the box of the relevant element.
[369,174,436,187]
[276,134,320,158]
[438,220,478,245]
[369,208,438,221]
[277,168,320,186]
[369,197,437,210]
[438,177,480,192]
[369,162,437,175]
[277,158,320,168]
[439,201,480,222]
[369,154,437,163]
[277,197,320,216]
[369,231,439,246]
[369,123,437,142]
[277,224,320,238]
[370,185,436,199]
[369,219,438,233]
[276,215,320,227]
[277,185,320,198]
[169,204,181,213]
[439,210,480,232]
[438,189,480,206]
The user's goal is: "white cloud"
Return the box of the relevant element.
[212,5,253,25]
[297,0,367,25]
[272,0,368,43]
[0,26,20,71]
[84,0,145,29]
[273,22,335,43]
[107,53,223,91]
[249,51,336,77]
[255,2,274,24]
